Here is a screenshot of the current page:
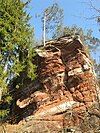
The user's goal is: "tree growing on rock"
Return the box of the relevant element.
[41,3,63,42]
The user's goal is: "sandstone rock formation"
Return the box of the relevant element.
[9,36,100,132]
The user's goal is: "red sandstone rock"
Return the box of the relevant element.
[73,90,84,102]
[13,36,99,132]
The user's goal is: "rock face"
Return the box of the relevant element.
[11,36,100,132]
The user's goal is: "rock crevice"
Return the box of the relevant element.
[11,36,100,132]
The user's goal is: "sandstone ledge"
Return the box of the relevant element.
[9,36,100,133]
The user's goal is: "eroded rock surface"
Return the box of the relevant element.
[10,36,100,132]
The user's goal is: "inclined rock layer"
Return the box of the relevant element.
[35,36,99,112]
[12,36,100,132]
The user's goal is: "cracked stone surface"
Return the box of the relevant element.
[6,36,100,133]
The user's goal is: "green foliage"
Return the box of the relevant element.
[27,61,37,80]
[0,93,12,121]
[0,0,36,120]
[0,109,10,121]
[53,25,100,50]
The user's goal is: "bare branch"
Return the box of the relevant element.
[89,0,100,13]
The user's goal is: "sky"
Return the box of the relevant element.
[27,0,100,63]
[27,0,100,40]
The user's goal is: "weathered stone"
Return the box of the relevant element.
[9,36,99,132]
[34,101,78,117]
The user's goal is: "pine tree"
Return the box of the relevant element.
[41,3,63,40]
[0,0,36,120]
